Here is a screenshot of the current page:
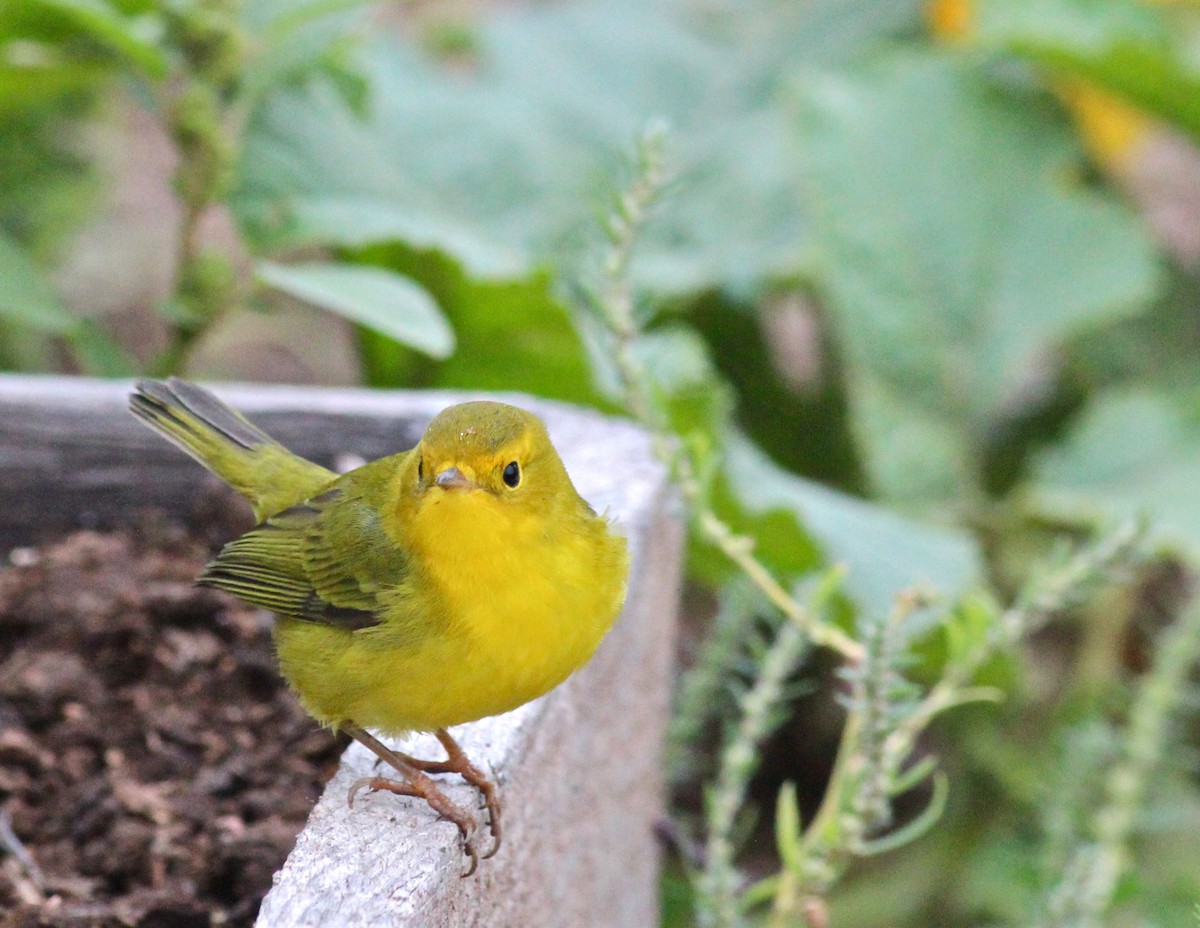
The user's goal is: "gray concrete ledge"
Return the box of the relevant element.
[0,375,684,927]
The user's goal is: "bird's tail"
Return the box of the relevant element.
[130,378,335,520]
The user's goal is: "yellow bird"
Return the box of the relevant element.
[129,378,629,874]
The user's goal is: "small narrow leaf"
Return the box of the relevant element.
[775,781,805,874]
[859,771,949,856]
[738,875,781,911]
[257,261,455,359]
[890,755,939,796]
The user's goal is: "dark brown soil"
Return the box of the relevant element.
[0,524,347,927]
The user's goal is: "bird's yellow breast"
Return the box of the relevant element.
[274,486,627,734]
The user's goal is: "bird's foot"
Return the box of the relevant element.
[341,723,488,876]
[348,774,480,877]
[408,729,501,859]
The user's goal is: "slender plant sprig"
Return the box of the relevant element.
[877,523,1145,829]
[894,521,1145,751]
[667,579,761,785]
[698,619,807,928]
[154,0,249,374]
[150,0,378,374]
[766,593,948,928]
[587,123,862,663]
[761,526,1147,927]
[694,571,845,928]
[1035,565,1200,928]
[597,119,673,431]
[843,595,927,839]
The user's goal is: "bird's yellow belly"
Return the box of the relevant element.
[367,579,609,731]
[274,496,626,734]
[275,567,614,732]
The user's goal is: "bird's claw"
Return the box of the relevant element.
[460,836,479,878]
[477,780,502,861]
[418,783,480,877]
[346,776,375,808]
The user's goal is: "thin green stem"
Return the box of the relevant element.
[768,710,862,928]
[590,124,864,665]
[696,513,863,661]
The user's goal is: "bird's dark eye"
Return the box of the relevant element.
[417,459,424,481]
[502,461,520,488]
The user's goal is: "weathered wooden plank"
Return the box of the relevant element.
[0,374,683,927]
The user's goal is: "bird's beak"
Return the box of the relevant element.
[435,466,475,490]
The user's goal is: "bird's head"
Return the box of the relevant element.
[387,399,608,585]
[408,401,578,516]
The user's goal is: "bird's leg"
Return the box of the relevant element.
[340,724,480,877]
[347,726,502,859]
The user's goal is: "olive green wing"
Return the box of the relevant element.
[198,477,408,631]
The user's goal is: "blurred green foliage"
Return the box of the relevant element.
[4,0,1200,924]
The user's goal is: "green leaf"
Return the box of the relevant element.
[976,0,1200,144]
[0,234,137,374]
[257,260,455,359]
[238,0,373,110]
[0,321,56,371]
[286,197,525,279]
[23,0,168,78]
[1031,388,1200,554]
[65,319,136,376]
[432,275,597,401]
[794,53,1161,504]
[723,433,982,623]
[0,234,78,334]
[71,319,138,376]
[235,0,919,294]
[352,243,610,407]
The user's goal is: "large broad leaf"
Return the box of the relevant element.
[0,233,78,334]
[234,0,918,294]
[793,53,1161,505]
[257,260,455,359]
[975,0,1200,144]
[722,433,982,622]
[238,0,373,110]
[1031,388,1200,554]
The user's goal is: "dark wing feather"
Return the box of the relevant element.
[199,474,408,630]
